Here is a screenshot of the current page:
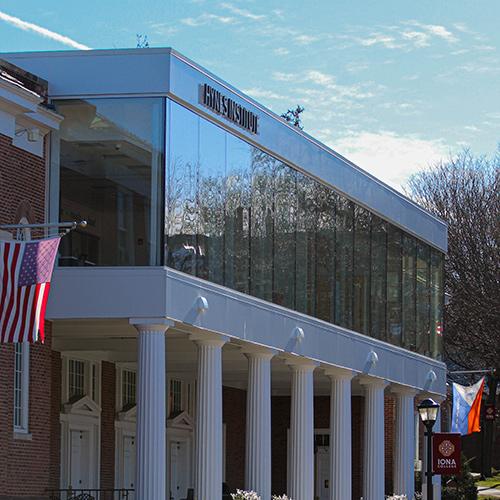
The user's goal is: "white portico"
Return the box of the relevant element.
[48,265,446,500]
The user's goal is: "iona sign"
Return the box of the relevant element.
[432,433,461,475]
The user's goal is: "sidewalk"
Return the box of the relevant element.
[478,486,500,498]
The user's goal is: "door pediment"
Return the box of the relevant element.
[167,410,194,430]
[63,395,101,417]
[117,404,137,422]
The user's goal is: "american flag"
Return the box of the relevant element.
[0,237,61,343]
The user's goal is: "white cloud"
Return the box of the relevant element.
[181,13,234,27]
[401,30,430,48]
[219,3,265,21]
[464,125,480,133]
[273,47,289,56]
[243,87,287,100]
[272,71,295,82]
[328,131,449,191]
[294,34,319,45]
[306,70,335,86]
[0,10,90,50]
[358,33,401,49]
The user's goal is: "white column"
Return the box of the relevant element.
[360,377,388,500]
[131,318,172,500]
[324,367,355,500]
[191,332,228,500]
[392,386,417,499]
[287,358,318,500]
[243,346,276,500]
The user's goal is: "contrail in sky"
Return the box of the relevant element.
[0,10,91,50]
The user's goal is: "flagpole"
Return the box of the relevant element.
[0,221,87,230]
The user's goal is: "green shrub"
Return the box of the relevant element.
[441,454,478,500]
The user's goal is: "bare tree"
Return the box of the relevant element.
[281,105,305,129]
[406,148,499,372]
[136,34,150,48]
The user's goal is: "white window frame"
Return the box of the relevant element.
[13,342,30,433]
[167,376,196,418]
[115,363,137,412]
[62,355,101,405]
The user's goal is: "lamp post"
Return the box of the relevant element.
[417,398,440,500]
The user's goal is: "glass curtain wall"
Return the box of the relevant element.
[163,100,444,358]
[56,98,164,266]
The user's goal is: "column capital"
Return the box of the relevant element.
[189,331,229,347]
[129,317,174,333]
[240,343,278,359]
[324,365,356,380]
[391,384,418,397]
[284,355,319,372]
[358,375,389,389]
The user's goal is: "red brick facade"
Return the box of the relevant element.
[223,386,246,492]
[100,362,116,490]
[0,129,62,499]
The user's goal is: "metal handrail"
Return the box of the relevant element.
[45,489,134,500]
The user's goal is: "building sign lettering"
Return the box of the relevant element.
[200,83,259,135]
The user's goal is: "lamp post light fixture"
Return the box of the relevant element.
[418,398,441,500]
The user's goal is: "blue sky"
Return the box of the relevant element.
[1,0,498,191]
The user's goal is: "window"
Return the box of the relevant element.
[170,379,183,416]
[121,370,136,409]
[64,358,100,403]
[13,343,29,432]
[161,100,447,358]
[56,98,164,266]
[68,359,85,400]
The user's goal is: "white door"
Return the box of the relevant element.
[123,435,136,498]
[69,429,90,489]
[315,446,330,500]
[169,441,189,500]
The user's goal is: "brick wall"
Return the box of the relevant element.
[0,134,45,226]
[352,396,364,500]
[0,132,59,499]
[0,322,60,499]
[100,362,116,489]
[384,395,396,495]
[223,386,246,493]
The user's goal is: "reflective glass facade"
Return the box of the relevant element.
[166,101,444,358]
[56,98,164,266]
[55,96,443,359]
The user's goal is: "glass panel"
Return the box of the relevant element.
[170,379,182,416]
[57,98,164,266]
[166,100,199,274]
[273,162,296,309]
[68,359,85,400]
[370,216,387,340]
[249,147,274,301]
[353,207,370,334]
[402,235,417,351]
[164,101,444,359]
[387,226,402,346]
[295,172,316,315]
[315,185,336,323]
[416,242,431,355]
[430,250,444,359]
[334,198,354,329]
[225,134,251,294]
[198,119,226,284]
[122,370,136,409]
[13,343,23,428]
